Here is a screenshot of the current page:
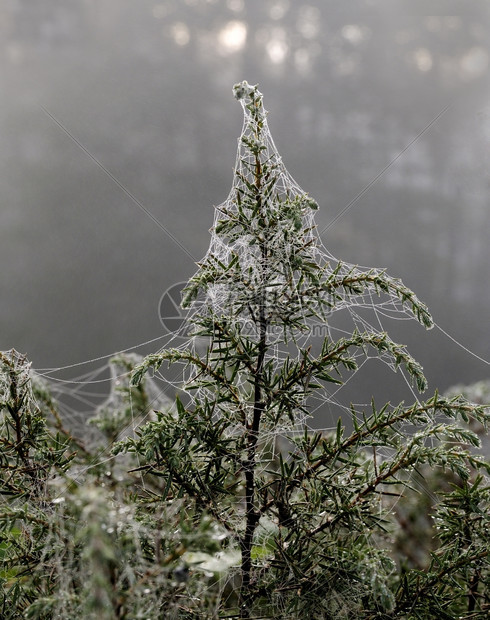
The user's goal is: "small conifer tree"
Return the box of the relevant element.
[123,82,490,618]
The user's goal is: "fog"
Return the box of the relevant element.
[1,0,489,410]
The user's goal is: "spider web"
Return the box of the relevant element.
[150,80,434,442]
[0,82,436,491]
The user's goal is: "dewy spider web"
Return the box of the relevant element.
[0,82,436,476]
[11,79,487,458]
[152,80,434,441]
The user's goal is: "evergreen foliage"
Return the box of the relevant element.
[1,82,489,618]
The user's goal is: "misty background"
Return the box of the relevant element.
[1,0,490,415]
